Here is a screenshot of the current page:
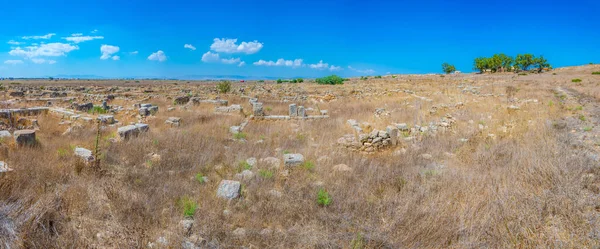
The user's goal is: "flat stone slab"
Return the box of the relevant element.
[284,153,304,167]
[0,130,11,138]
[13,130,36,146]
[216,180,241,199]
[74,147,94,162]
[117,123,149,139]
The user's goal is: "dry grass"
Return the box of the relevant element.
[1,66,600,248]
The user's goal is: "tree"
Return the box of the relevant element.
[534,55,550,73]
[474,57,489,73]
[497,53,514,72]
[276,79,283,84]
[515,54,535,71]
[297,78,304,83]
[315,75,344,85]
[441,63,456,74]
[488,54,502,72]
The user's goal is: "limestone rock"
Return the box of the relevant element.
[283,153,304,167]
[216,180,241,199]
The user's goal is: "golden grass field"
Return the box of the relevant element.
[1,64,600,248]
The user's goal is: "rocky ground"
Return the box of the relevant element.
[1,65,600,248]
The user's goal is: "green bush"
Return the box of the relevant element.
[297,78,304,83]
[257,80,265,83]
[374,75,382,79]
[178,196,197,218]
[592,72,600,75]
[195,173,205,184]
[518,73,528,76]
[360,76,368,80]
[317,188,332,206]
[88,106,107,114]
[276,79,283,84]
[216,81,231,93]
[316,75,344,85]
[572,79,582,83]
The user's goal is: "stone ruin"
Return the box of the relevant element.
[338,114,457,153]
[137,103,159,117]
[251,103,329,120]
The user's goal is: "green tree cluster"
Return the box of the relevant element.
[315,75,344,85]
[474,54,550,73]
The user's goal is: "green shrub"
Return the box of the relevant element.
[360,76,368,80]
[592,72,600,75]
[317,188,332,206]
[584,127,592,132]
[57,148,68,157]
[374,75,382,79]
[276,79,283,84]
[178,196,197,218]
[257,80,265,83]
[572,78,582,83]
[88,106,107,114]
[316,75,344,85]
[195,173,205,184]
[518,73,528,76]
[216,81,231,93]
[391,75,397,78]
[579,115,586,121]
[297,78,304,83]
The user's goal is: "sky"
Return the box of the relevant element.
[0,0,599,79]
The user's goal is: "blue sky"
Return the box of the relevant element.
[0,0,598,79]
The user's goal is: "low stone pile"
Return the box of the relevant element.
[338,126,399,152]
[165,117,181,127]
[215,105,243,114]
[137,103,159,117]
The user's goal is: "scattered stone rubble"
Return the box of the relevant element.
[165,117,181,127]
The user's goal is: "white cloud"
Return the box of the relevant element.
[329,65,342,71]
[31,58,57,64]
[201,51,220,62]
[100,45,120,60]
[221,57,241,64]
[348,66,375,74]
[4,60,23,65]
[22,33,55,40]
[7,40,22,45]
[148,50,167,62]
[64,35,104,43]
[71,33,83,37]
[238,61,246,67]
[309,60,329,70]
[129,51,139,55]
[9,43,79,58]
[253,58,304,68]
[201,51,241,65]
[210,38,263,54]
[112,56,120,61]
[184,44,196,51]
[308,60,342,71]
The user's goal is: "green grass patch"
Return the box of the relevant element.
[572,78,582,83]
[592,72,600,75]
[178,196,198,218]
[195,173,206,184]
[317,188,332,207]
[88,106,108,114]
[301,161,315,171]
[234,132,247,140]
[258,169,274,179]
